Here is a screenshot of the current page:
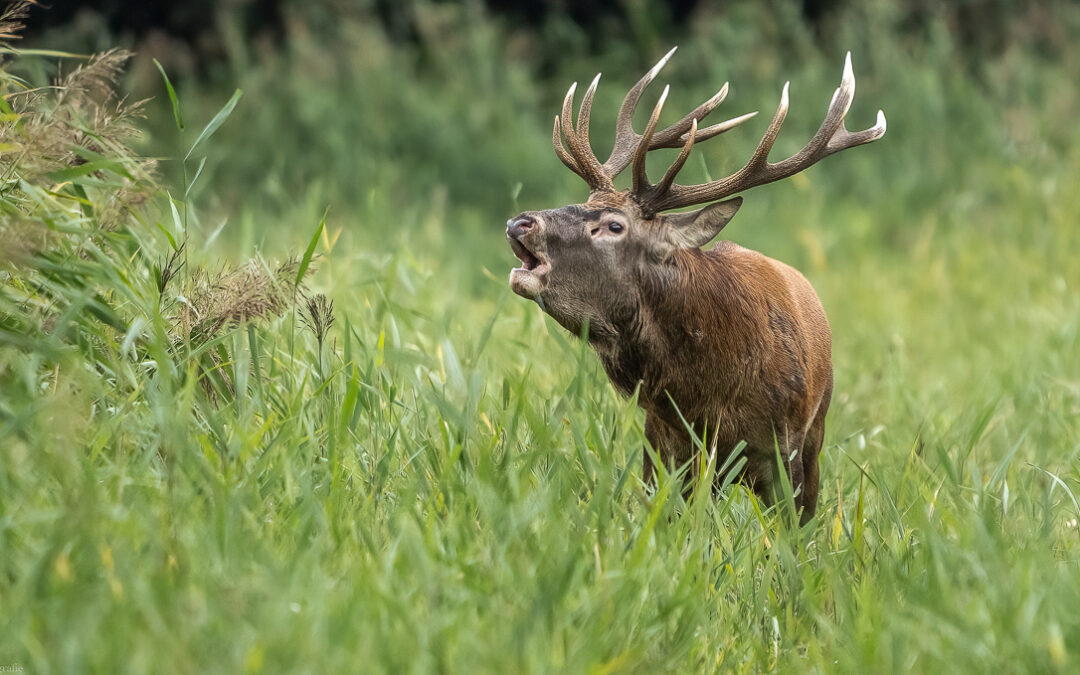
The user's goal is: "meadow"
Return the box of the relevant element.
[1,1,1079,672]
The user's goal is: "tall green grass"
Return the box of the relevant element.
[2,0,1079,672]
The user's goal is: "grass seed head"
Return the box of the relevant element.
[300,293,335,345]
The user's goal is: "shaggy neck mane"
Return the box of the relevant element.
[592,245,747,403]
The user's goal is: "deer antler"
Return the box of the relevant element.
[552,50,887,216]
[553,47,758,195]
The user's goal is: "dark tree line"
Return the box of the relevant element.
[21,0,1064,74]
[16,0,882,52]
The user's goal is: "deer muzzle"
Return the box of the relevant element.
[507,215,550,298]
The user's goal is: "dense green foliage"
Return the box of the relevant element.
[2,1,1079,672]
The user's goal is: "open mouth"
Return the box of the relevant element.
[508,236,549,274]
[507,235,550,298]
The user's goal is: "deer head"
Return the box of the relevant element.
[507,49,886,340]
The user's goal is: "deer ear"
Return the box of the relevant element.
[662,197,743,249]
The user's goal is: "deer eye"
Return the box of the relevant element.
[607,222,624,234]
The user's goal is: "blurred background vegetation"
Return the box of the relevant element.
[19,0,1080,255]
[2,0,1079,672]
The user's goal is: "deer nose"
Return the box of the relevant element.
[507,215,536,238]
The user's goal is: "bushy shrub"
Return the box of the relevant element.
[0,1,313,447]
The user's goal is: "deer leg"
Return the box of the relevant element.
[743,448,780,508]
[642,413,665,486]
[798,416,824,524]
[643,412,697,498]
[641,444,657,486]
[782,431,806,515]
[743,429,806,519]
[798,384,832,524]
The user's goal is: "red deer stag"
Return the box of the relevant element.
[506,50,885,522]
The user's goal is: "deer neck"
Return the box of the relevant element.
[590,247,740,399]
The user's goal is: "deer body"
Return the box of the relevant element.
[618,242,832,509]
[507,50,884,521]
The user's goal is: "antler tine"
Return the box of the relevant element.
[559,81,578,142]
[827,109,887,152]
[603,68,756,176]
[653,117,697,199]
[688,110,759,144]
[559,82,588,172]
[631,85,670,194]
[573,73,612,190]
[602,47,677,176]
[649,83,728,148]
[555,79,610,191]
[576,73,601,142]
[652,53,886,213]
[746,81,791,170]
[552,115,578,173]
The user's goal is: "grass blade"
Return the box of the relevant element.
[297,207,328,285]
[185,89,243,161]
[153,58,184,131]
